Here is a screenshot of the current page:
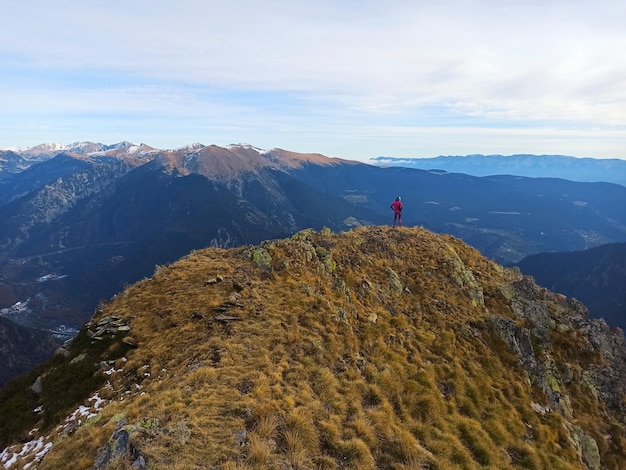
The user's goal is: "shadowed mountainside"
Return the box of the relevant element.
[1,226,625,469]
[0,318,61,387]
[0,147,370,338]
[516,242,626,331]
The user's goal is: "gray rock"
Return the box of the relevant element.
[92,419,146,470]
[31,375,43,394]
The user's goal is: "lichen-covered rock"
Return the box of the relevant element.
[92,417,158,470]
[249,247,273,272]
[445,245,484,308]
[315,246,337,272]
[565,422,601,470]
[386,267,404,295]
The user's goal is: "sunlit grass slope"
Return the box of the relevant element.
[2,226,625,469]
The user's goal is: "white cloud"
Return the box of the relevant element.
[1,0,625,157]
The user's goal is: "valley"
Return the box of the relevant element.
[1,142,625,386]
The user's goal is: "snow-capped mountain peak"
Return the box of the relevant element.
[227,143,268,155]
[175,142,206,152]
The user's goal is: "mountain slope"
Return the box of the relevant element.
[1,226,625,469]
[284,162,626,262]
[0,151,30,179]
[0,317,61,386]
[0,153,142,250]
[0,144,625,375]
[516,242,626,330]
[0,149,369,335]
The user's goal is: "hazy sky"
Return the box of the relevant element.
[2,0,625,160]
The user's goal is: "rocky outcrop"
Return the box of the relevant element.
[490,271,626,469]
[86,315,132,341]
[92,418,148,470]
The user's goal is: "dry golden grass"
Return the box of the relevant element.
[1,226,618,469]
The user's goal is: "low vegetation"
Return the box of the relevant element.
[1,226,624,469]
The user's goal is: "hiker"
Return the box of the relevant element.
[390,196,403,227]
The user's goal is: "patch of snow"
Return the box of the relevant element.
[66,141,98,152]
[1,300,30,316]
[1,436,52,469]
[21,143,65,155]
[65,392,106,427]
[25,443,53,469]
[1,376,110,468]
[42,143,64,151]
[36,274,68,283]
[91,394,105,409]
[176,142,205,152]
[13,301,27,310]
[228,143,267,154]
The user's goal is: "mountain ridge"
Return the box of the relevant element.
[1,226,625,469]
[371,154,626,187]
[1,143,625,347]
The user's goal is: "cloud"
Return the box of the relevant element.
[1,0,625,157]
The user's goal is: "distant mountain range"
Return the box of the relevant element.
[1,142,626,385]
[371,154,626,187]
[516,242,626,331]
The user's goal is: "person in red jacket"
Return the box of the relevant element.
[390,196,403,227]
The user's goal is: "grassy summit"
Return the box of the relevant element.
[1,226,624,469]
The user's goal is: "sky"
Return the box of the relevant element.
[1,0,626,161]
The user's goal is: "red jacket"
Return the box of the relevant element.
[391,200,403,214]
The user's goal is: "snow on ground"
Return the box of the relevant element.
[227,143,269,155]
[0,437,52,470]
[65,393,105,427]
[0,392,107,469]
[0,300,30,317]
[36,274,68,283]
